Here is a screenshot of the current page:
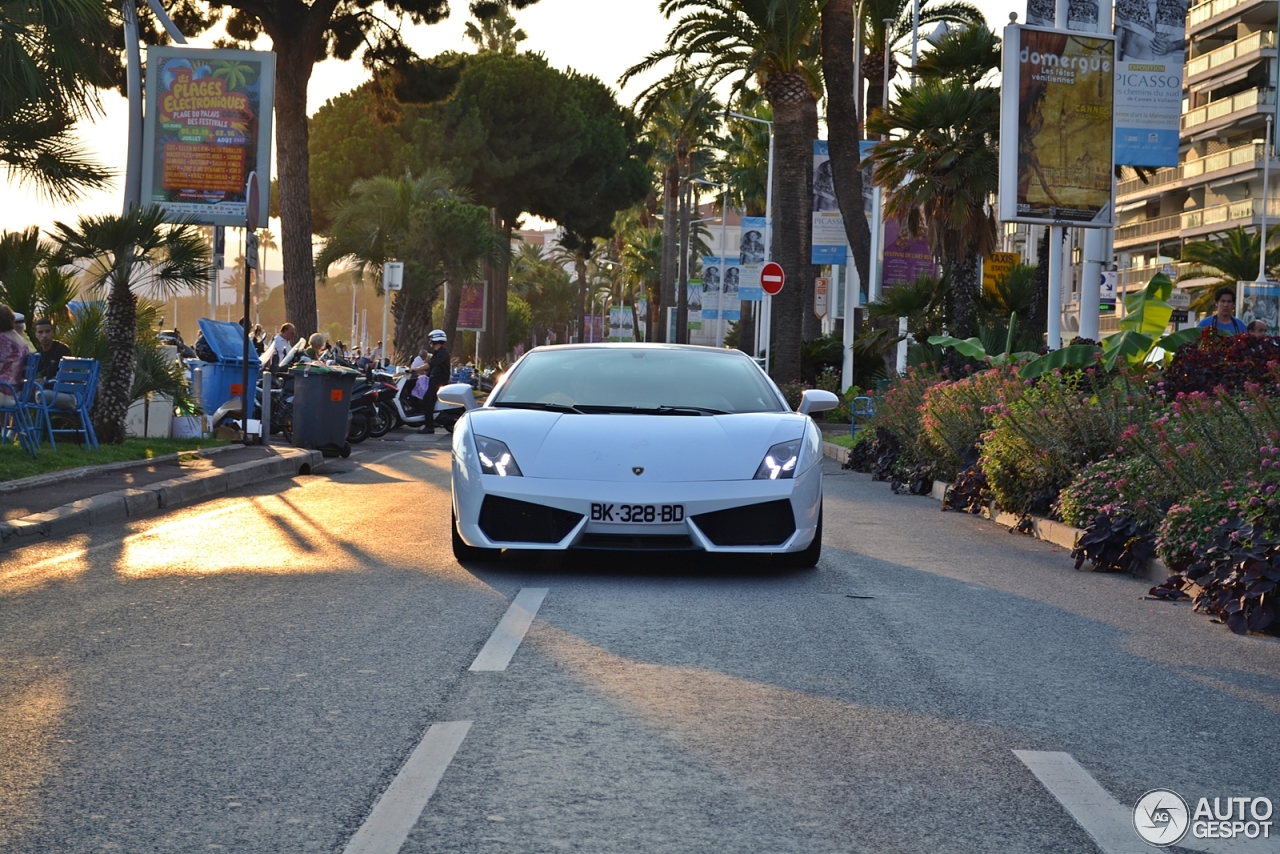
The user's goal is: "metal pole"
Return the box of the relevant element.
[880,18,894,315]
[911,0,920,84]
[1260,114,1273,282]
[381,275,390,365]
[842,261,857,392]
[122,0,142,213]
[763,124,776,370]
[718,185,729,347]
[1048,226,1064,348]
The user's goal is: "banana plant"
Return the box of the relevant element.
[928,311,1036,364]
[1017,273,1202,378]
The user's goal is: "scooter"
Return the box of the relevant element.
[375,368,464,433]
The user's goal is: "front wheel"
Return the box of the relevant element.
[453,509,501,563]
[368,401,397,437]
[785,506,822,568]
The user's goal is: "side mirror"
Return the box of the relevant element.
[438,382,478,411]
[797,388,839,415]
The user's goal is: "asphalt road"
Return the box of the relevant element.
[1,438,1278,853]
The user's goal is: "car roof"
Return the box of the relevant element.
[524,343,750,356]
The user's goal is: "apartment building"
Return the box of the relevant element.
[1112,0,1280,315]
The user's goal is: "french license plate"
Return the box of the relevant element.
[590,503,685,524]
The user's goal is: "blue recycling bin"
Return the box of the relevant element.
[196,318,260,418]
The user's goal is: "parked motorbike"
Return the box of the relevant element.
[373,367,465,433]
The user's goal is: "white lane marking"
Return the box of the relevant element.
[469,588,548,672]
[1015,751,1280,854]
[342,720,472,854]
[1014,750,1152,854]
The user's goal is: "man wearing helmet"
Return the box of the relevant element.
[413,330,451,434]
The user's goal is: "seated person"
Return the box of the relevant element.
[32,318,71,384]
[0,304,30,405]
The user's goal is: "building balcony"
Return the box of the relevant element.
[1117,166,1181,200]
[1185,30,1276,82]
[1115,213,1183,245]
[1117,142,1276,202]
[1188,0,1271,33]
[1182,87,1275,134]
[1181,197,1280,237]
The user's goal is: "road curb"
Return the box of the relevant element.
[821,441,850,465]
[0,447,325,553]
[0,442,245,495]
[925,479,1171,584]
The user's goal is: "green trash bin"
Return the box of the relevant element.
[290,363,360,457]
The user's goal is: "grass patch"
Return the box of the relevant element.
[0,437,229,483]
[825,433,856,449]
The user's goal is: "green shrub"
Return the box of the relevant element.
[1057,454,1169,529]
[980,368,1153,514]
[919,363,1024,478]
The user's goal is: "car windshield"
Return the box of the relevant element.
[491,347,786,414]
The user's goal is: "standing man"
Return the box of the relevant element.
[1198,286,1247,335]
[32,318,71,382]
[416,329,450,434]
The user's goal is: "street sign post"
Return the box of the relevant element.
[242,172,259,442]
[814,277,828,319]
[761,262,785,295]
[381,261,404,365]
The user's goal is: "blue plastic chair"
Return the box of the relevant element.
[0,372,38,458]
[850,395,876,436]
[32,357,99,450]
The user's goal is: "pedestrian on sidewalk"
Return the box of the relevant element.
[32,318,71,382]
[0,305,30,406]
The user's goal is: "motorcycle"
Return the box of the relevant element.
[374,367,465,433]
[346,373,400,442]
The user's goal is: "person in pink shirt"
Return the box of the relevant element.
[0,305,31,406]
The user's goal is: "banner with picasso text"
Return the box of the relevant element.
[141,47,275,226]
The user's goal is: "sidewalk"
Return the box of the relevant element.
[0,442,325,552]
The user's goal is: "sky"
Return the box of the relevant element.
[0,0,1022,238]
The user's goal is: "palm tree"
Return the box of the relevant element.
[623,0,822,379]
[316,171,460,360]
[1180,226,1280,313]
[464,1,527,53]
[0,228,77,332]
[255,229,278,323]
[867,76,999,339]
[52,206,211,445]
[857,0,984,120]
[631,82,723,342]
[0,0,114,200]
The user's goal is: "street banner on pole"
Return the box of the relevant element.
[812,141,848,264]
[1113,0,1187,167]
[459,283,487,331]
[141,47,275,226]
[701,257,743,321]
[1025,0,1106,31]
[687,281,703,330]
[738,217,769,301]
[998,25,1116,227]
[608,307,634,341]
[882,220,937,288]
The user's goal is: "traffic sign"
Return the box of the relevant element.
[814,277,828,318]
[245,172,260,231]
[383,261,404,291]
[761,262,785,295]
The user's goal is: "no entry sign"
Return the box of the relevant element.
[761,262,785,295]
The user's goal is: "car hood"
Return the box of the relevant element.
[466,409,808,482]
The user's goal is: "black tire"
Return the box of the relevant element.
[453,509,501,562]
[347,411,370,443]
[787,505,822,568]
[340,442,352,459]
[368,401,397,437]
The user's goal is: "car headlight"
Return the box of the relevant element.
[754,439,801,480]
[475,435,522,476]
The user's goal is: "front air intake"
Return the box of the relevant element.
[692,500,796,546]
[478,496,582,544]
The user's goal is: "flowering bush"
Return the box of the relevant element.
[1057,454,1169,529]
[919,363,1024,479]
[865,367,945,467]
[1125,388,1280,501]
[1161,329,1280,399]
[1155,453,1280,571]
[980,368,1153,514]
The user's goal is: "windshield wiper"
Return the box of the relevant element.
[491,401,584,414]
[656,405,727,415]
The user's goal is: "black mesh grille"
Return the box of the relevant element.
[576,534,697,551]
[478,496,583,544]
[692,500,796,546]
